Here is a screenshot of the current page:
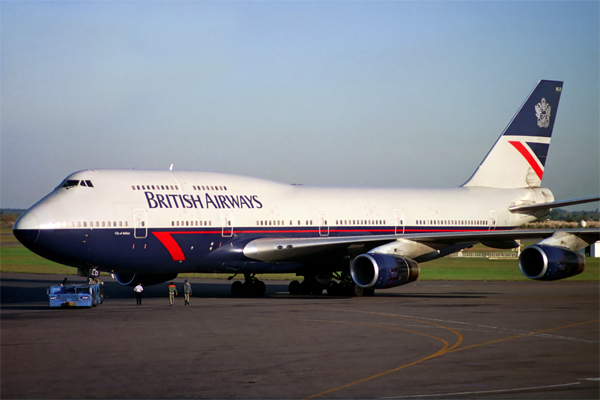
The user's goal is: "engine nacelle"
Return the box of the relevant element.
[350,253,419,289]
[519,245,585,281]
[112,272,178,286]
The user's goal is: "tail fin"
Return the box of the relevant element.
[463,80,563,188]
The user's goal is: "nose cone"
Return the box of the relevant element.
[13,212,40,247]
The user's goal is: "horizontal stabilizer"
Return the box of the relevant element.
[509,196,600,213]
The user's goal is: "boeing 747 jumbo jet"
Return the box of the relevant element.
[13,80,600,296]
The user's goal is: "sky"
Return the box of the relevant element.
[1,1,598,211]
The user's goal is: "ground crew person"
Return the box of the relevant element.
[168,282,178,306]
[133,283,143,306]
[182,280,192,305]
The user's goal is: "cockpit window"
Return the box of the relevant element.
[59,179,94,189]
[61,180,80,189]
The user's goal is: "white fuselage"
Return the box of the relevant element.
[14,169,553,275]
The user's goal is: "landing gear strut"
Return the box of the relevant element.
[230,273,266,297]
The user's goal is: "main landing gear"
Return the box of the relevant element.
[228,273,374,297]
[288,274,375,297]
[229,273,266,297]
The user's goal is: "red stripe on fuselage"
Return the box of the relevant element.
[152,232,186,261]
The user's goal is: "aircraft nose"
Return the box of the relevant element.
[13,212,40,246]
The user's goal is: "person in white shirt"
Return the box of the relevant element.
[133,283,143,306]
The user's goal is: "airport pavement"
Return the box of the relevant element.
[1,273,598,399]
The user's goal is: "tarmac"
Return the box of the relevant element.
[1,273,598,399]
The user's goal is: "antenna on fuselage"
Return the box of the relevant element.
[169,164,173,171]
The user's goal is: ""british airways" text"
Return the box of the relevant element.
[144,191,263,209]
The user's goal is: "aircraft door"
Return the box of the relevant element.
[318,209,329,237]
[489,210,497,231]
[221,210,233,237]
[133,209,147,239]
[394,209,405,234]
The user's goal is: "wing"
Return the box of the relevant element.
[243,228,600,263]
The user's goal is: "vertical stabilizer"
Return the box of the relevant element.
[463,80,563,188]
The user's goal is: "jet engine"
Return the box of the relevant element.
[350,253,420,289]
[518,245,584,281]
[112,272,178,286]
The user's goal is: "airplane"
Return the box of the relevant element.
[13,80,600,297]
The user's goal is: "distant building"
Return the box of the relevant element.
[585,241,600,258]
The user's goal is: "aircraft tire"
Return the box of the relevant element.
[352,283,364,297]
[300,280,312,295]
[242,281,254,296]
[288,280,301,295]
[231,281,244,296]
[253,280,266,296]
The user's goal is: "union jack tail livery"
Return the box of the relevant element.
[463,80,563,189]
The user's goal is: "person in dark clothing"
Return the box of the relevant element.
[182,280,192,305]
